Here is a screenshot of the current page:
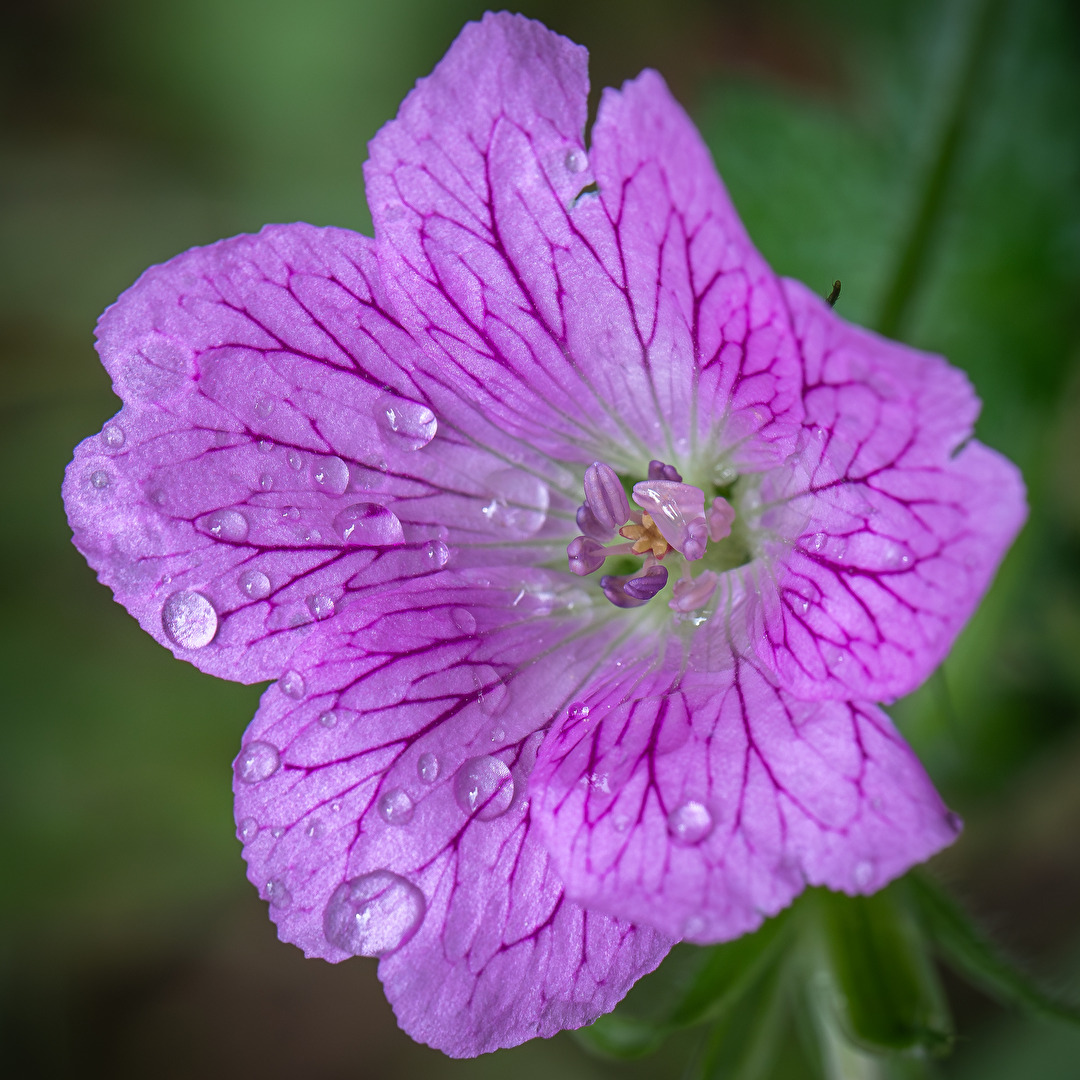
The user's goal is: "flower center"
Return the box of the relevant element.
[566,460,740,611]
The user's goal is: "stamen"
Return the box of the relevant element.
[670,570,718,612]
[600,563,668,608]
[707,496,736,542]
[576,502,611,541]
[648,460,682,482]
[619,513,669,559]
[632,480,708,561]
[583,462,631,532]
[567,535,607,576]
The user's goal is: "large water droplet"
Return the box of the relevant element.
[323,871,426,957]
[333,503,404,546]
[238,568,271,599]
[162,590,218,649]
[376,394,437,451]
[424,540,450,568]
[481,470,548,537]
[280,669,306,699]
[306,594,336,621]
[198,508,249,542]
[90,469,110,489]
[668,801,713,846]
[235,740,280,784]
[311,455,349,495]
[101,424,125,450]
[454,756,514,820]
[266,879,292,909]
[378,788,415,826]
[417,752,439,785]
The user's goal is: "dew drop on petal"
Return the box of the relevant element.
[237,817,259,842]
[454,756,514,820]
[90,469,110,489]
[376,394,437,451]
[311,455,349,495]
[260,473,274,491]
[287,450,304,470]
[378,788,415,826]
[667,801,713,846]
[253,398,275,418]
[235,740,280,784]
[238,568,271,600]
[102,424,125,449]
[257,438,274,454]
[565,147,587,173]
[333,503,404,546]
[472,667,508,716]
[417,752,439,785]
[853,860,874,889]
[199,508,249,542]
[280,669,306,699]
[319,710,337,728]
[323,871,426,957]
[567,701,590,722]
[424,539,450,568]
[306,594,336,621]
[271,827,285,838]
[306,819,323,840]
[162,590,218,649]
[481,470,548,538]
[265,879,292,909]
[450,607,476,635]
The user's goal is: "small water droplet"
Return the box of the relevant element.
[102,424,125,450]
[451,608,476,635]
[319,710,338,728]
[266,878,292,909]
[306,820,323,839]
[417,752,439,784]
[90,469,110,489]
[237,817,259,842]
[333,503,404,546]
[311,455,349,495]
[260,473,274,491]
[271,826,285,839]
[323,871,426,957]
[199,508,249,542]
[472,667,508,716]
[490,728,505,743]
[235,740,280,784]
[238,568,271,599]
[424,539,450,568]
[162,591,218,649]
[306,594,336,621]
[305,527,322,542]
[287,450,303,470]
[281,505,300,521]
[614,814,630,832]
[853,861,874,889]
[280,669,306,699]
[567,701,590,722]
[565,147,587,173]
[376,394,438,451]
[253,398,275,418]
[668,801,713,845]
[454,756,514,820]
[330,801,342,813]
[257,438,274,454]
[378,788,415,825]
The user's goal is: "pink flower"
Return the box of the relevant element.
[63,12,1025,1058]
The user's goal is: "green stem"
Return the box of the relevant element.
[874,0,1002,339]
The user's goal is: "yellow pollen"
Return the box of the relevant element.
[620,512,669,559]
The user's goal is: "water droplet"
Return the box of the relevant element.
[266,879,292,909]
[472,667,508,716]
[198,508,249,542]
[567,701,590,722]
[319,710,337,728]
[281,506,300,521]
[481,469,548,537]
[808,532,826,553]
[304,527,322,543]
[333,503,404,546]
[162,591,218,649]
[306,594,336,621]
[424,540,450,568]
[287,449,303,470]
[323,871,426,957]
[238,568,271,599]
[668,801,713,845]
[257,438,274,454]
[90,469,110,489]
[253,398,275,418]
[451,608,476,635]
[614,814,630,832]
[102,424,125,449]
[565,147,587,173]
[417,752,439,784]
[280,669,306,699]
[235,740,280,784]
[311,455,349,495]
[376,394,437,451]
[330,801,342,813]
[853,861,874,889]
[454,756,514,820]
[306,820,323,840]
[237,817,259,842]
[259,473,274,491]
[271,826,285,838]
[378,788,415,825]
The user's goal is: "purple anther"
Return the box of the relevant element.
[624,563,669,601]
[567,535,607,576]
[670,570,718,612]
[632,480,707,559]
[708,496,736,542]
[648,459,683,483]
[576,502,612,541]
[599,574,648,608]
[583,462,631,532]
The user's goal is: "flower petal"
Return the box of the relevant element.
[233,574,669,1056]
[365,12,802,471]
[530,646,958,942]
[63,224,579,682]
[752,280,1027,701]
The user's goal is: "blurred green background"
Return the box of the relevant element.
[1,0,1078,1076]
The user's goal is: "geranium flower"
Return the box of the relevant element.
[63,12,1025,1058]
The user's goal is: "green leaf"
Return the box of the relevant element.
[818,886,953,1056]
[909,872,1080,1026]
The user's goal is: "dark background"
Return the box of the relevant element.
[2,0,1079,1076]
